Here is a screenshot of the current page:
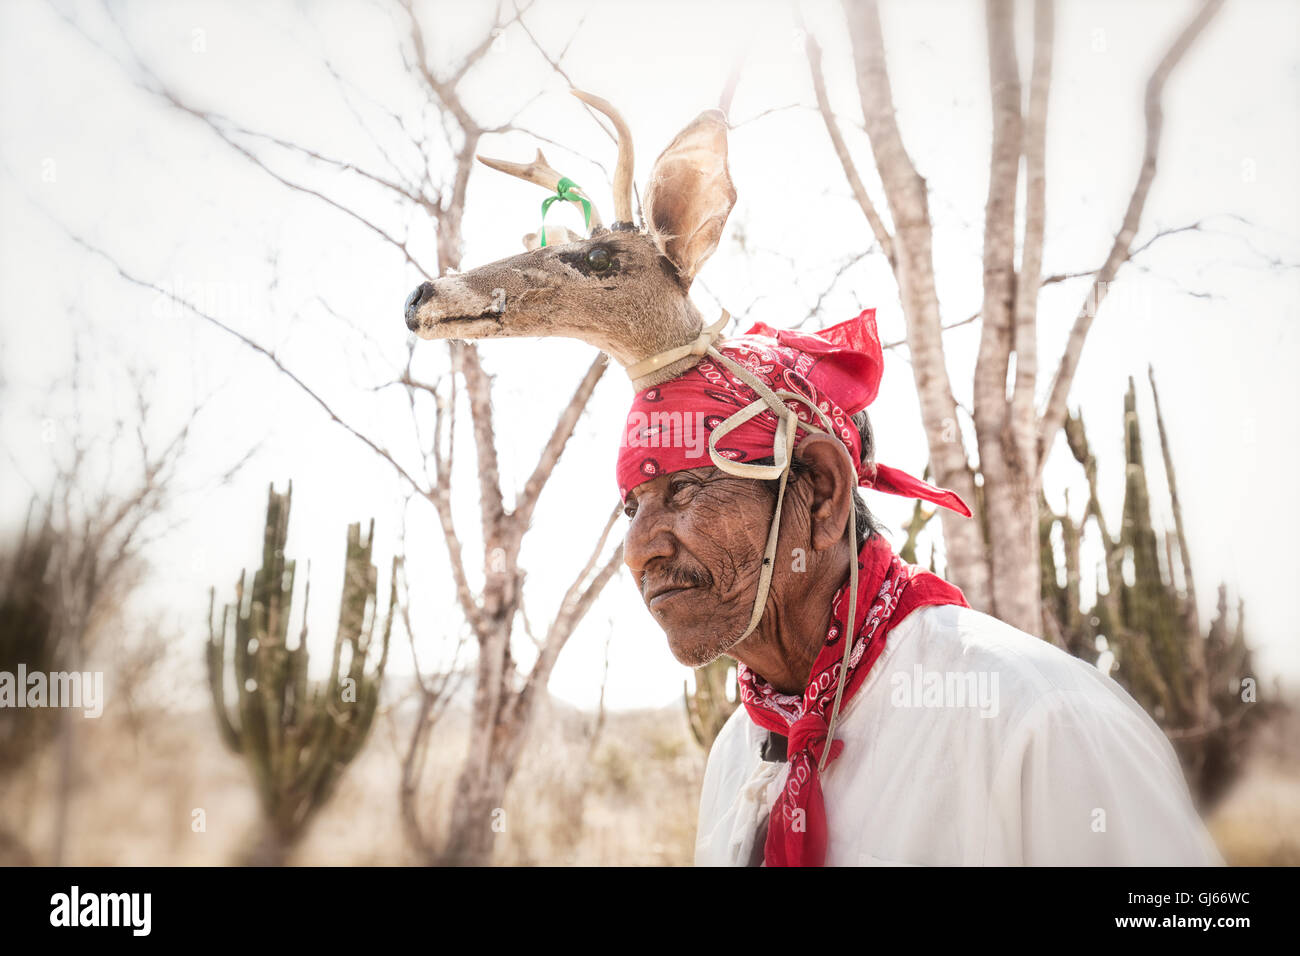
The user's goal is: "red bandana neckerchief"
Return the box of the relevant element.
[738,533,968,867]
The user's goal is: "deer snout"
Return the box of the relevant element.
[404,282,434,330]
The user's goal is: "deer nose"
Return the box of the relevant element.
[404,283,433,330]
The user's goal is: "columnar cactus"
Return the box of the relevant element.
[0,503,58,774]
[1038,375,1264,808]
[206,482,393,864]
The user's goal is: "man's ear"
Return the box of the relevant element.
[644,109,737,288]
[792,435,857,552]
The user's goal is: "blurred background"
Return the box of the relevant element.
[1,0,1297,866]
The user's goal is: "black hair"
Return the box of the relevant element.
[754,408,882,542]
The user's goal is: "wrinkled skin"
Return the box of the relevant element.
[622,435,859,694]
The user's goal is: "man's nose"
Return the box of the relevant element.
[404,282,434,330]
[623,500,676,580]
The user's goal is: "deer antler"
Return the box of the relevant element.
[475,148,606,232]
[570,89,635,228]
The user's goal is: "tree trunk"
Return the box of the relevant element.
[983,468,1043,635]
[441,757,510,866]
[239,823,292,867]
[828,0,1219,639]
[843,0,990,611]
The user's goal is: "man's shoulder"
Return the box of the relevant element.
[709,602,1149,753]
[886,602,1136,714]
[874,603,1191,790]
[860,604,1218,863]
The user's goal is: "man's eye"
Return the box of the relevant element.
[586,246,612,272]
[666,477,696,502]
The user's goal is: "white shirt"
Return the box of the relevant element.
[695,603,1223,866]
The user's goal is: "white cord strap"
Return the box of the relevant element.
[701,345,862,773]
[625,310,731,390]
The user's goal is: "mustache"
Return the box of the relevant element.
[642,564,712,598]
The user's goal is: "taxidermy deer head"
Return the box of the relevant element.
[403,90,737,389]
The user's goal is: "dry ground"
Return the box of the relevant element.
[2,691,1295,866]
[1203,704,1300,865]
[0,692,706,866]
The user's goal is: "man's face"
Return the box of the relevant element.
[622,466,776,667]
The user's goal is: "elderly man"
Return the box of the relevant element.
[617,308,1221,867]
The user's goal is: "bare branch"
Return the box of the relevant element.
[400,0,531,135]
[1009,0,1053,475]
[728,103,807,129]
[882,309,980,350]
[511,7,614,146]
[513,352,610,533]
[217,121,432,211]
[320,57,433,185]
[1041,222,1210,288]
[804,28,895,268]
[514,504,625,719]
[452,343,507,558]
[516,590,544,652]
[842,0,987,607]
[59,3,439,277]
[1038,0,1226,471]
[972,0,1023,463]
[796,249,875,328]
[419,372,484,637]
[46,215,430,499]
[585,625,615,761]
[511,5,646,225]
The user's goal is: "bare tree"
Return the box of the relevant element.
[391,494,471,864]
[805,0,1225,636]
[61,1,626,865]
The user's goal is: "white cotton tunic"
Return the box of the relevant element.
[695,603,1224,866]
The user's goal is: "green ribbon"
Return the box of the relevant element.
[539,177,590,247]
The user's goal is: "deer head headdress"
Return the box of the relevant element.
[403,90,736,390]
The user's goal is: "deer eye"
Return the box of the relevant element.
[586,246,612,272]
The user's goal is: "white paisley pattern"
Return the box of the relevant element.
[735,549,919,840]
[737,564,912,730]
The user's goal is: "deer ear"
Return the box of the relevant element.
[645,109,736,287]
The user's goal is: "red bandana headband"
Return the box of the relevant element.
[615,308,972,519]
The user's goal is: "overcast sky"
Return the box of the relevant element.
[2,0,1297,711]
